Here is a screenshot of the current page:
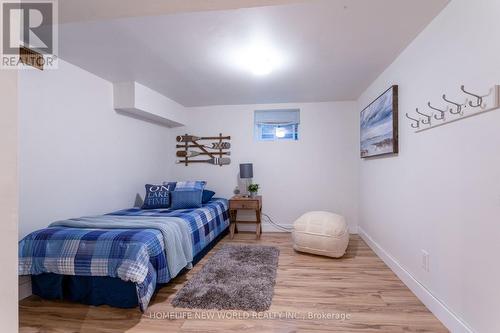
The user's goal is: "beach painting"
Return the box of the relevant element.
[360,85,399,158]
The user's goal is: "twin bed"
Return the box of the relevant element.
[19,198,230,311]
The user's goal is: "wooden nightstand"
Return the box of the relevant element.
[229,195,262,239]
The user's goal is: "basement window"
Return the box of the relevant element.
[254,109,300,141]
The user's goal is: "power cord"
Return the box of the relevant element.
[262,212,294,233]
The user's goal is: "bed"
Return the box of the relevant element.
[18,198,229,311]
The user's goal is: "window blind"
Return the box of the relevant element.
[254,109,300,125]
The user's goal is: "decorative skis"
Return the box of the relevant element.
[175,142,231,149]
[176,135,230,142]
[176,150,231,157]
[175,157,231,166]
[176,133,231,166]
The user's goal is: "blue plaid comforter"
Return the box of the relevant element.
[18,198,229,311]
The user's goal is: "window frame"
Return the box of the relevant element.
[254,109,300,142]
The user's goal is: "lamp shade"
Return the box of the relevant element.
[239,163,253,179]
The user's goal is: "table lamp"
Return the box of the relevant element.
[239,163,253,197]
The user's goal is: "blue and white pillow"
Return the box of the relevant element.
[175,181,206,191]
[142,183,175,209]
[162,181,177,191]
[170,190,203,209]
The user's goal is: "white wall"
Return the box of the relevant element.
[0,71,19,332]
[18,60,176,239]
[171,102,359,232]
[357,0,500,332]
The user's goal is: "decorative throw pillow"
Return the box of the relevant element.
[175,181,206,191]
[162,181,177,191]
[170,190,203,209]
[202,190,216,204]
[161,181,178,206]
[142,183,174,209]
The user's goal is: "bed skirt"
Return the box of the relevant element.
[31,227,228,309]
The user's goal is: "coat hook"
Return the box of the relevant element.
[442,94,463,115]
[427,102,446,121]
[405,113,420,129]
[416,108,432,125]
[460,85,492,108]
[460,85,482,108]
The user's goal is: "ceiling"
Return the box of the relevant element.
[58,0,310,23]
[59,0,449,106]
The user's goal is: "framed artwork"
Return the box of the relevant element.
[360,85,399,158]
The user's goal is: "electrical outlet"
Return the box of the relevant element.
[421,250,429,272]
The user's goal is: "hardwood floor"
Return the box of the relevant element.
[19,233,448,332]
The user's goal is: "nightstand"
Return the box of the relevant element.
[229,195,262,239]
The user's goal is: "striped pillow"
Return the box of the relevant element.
[175,181,206,191]
[170,190,203,209]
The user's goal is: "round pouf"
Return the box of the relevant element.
[292,211,349,258]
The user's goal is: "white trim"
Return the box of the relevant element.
[262,223,293,232]
[235,223,293,233]
[358,226,474,333]
[247,223,358,234]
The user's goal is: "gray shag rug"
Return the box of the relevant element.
[172,244,280,312]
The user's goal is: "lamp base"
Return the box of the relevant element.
[241,178,252,197]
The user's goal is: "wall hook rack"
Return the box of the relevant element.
[406,84,500,133]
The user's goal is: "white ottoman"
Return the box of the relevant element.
[292,211,349,258]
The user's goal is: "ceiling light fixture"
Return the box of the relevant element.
[249,53,274,76]
[227,37,285,77]
[240,44,278,76]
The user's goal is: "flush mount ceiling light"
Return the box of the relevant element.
[248,52,274,76]
[227,37,286,77]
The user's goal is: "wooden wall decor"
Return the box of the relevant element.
[175,134,231,166]
[19,46,44,70]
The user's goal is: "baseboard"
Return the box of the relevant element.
[244,223,358,234]
[233,222,292,233]
[358,227,474,333]
[19,276,32,300]
[262,223,293,232]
